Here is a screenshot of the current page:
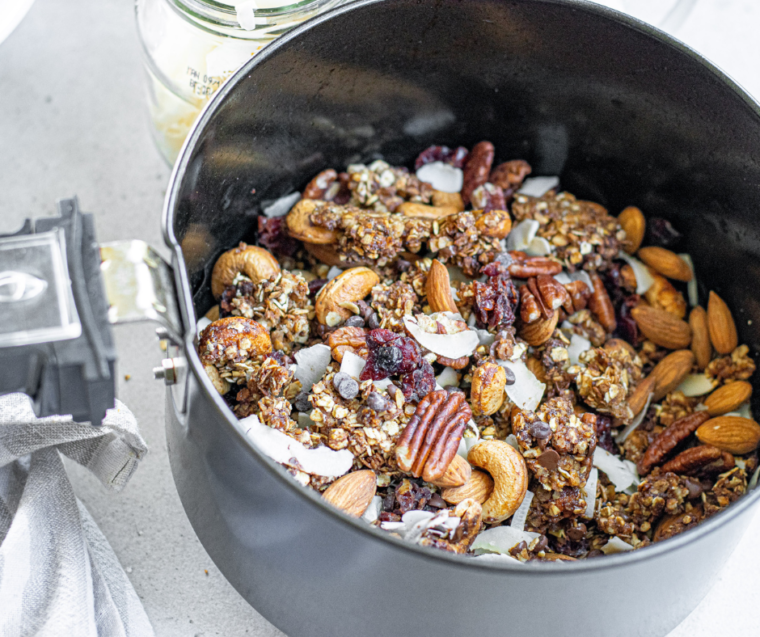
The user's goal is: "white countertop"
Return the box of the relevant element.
[1,1,759,635]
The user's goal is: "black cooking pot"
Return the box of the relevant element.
[162,1,760,635]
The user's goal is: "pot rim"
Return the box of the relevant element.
[162,0,760,574]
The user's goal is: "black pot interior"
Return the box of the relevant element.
[169,0,760,405]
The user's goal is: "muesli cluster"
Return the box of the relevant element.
[197,141,759,563]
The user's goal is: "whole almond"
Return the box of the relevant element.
[651,350,695,401]
[707,291,738,355]
[628,374,656,417]
[519,311,559,346]
[703,381,753,416]
[426,259,459,313]
[322,470,377,517]
[637,247,693,282]
[470,361,507,416]
[315,267,380,326]
[689,306,712,370]
[696,416,760,455]
[630,305,692,349]
[429,453,472,488]
[441,469,494,505]
[618,206,646,254]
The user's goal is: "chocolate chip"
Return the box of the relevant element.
[503,366,516,385]
[367,391,389,411]
[345,315,365,328]
[367,312,380,330]
[534,535,549,552]
[528,420,552,440]
[684,478,703,500]
[336,377,359,400]
[428,493,446,509]
[332,372,351,389]
[396,259,412,272]
[566,523,587,541]
[586,549,604,559]
[537,449,560,471]
[293,391,311,413]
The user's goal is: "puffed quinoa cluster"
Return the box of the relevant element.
[198,141,758,563]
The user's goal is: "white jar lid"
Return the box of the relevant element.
[219,0,304,30]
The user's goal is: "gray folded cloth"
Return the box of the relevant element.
[0,393,154,637]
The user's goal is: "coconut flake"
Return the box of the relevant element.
[505,434,520,451]
[570,270,595,292]
[554,272,572,286]
[615,393,653,444]
[510,491,534,531]
[241,414,353,477]
[436,366,459,388]
[457,432,481,460]
[601,537,634,555]
[340,351,366,379]
[361,496,383,524]
[471,526,540,555]
[676,373,717,397]
[567,333,592,366]
[326,266,343,281]
[679,253,698,307]
[517,176,560,198]
[403,315,479,359]
[497,359,546,411]
[525,237,553,257]
[196,316,211,335]
[297,412,316,429]
[506,219,540,252]
[475,329,495,347]
[737,402,753,420]
[294,344,332,389]
[262,191,301,218]
[750,465,760,490]
[582,468,598,519]
[618,252,655,295]
[593,447,640,493]
[373,378,394,391]
[415,161,464,193]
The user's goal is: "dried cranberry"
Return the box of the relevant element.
[414,145,470,170]
[308,279,327,297]
[471,264,518,330]
[615,294,640,345]
[220,280,255,317]
[257,217,299,257]
[595,414,617,454]
[394,336,422,374]
[400,359,436,402]
[646,217,682,248]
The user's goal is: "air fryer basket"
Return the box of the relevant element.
[163,1,760,636]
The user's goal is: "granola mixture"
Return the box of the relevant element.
[197,141,759,564]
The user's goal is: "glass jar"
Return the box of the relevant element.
[135,0,347,164]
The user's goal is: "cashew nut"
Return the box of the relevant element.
[470,361,507,416]
[467,440,528,524]
[284,199,338,244]
[304,242,365,268]
[211,243,280,299]
[315,267,379,326]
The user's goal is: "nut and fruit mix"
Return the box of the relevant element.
[197,142,758,562]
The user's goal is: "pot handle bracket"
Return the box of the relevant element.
[100,239,188,413]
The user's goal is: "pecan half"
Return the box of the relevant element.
[507,251,563,278]
[535,274,572,313]
[395,389,472,482]
[328,326,368,363]
[662,445,736,477]
[520,285,542,324]
[564,280,591,312]
[461,141,495,205]
[637,411,711,475]
[587,273,616,332]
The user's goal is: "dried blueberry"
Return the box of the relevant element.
[345,315,366,328]
[646,217,682,248]
[308,279,328,297]
[367,312,380,330]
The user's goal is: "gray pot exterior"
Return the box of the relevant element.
[162,1,760,635]
[166,377,752,637]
